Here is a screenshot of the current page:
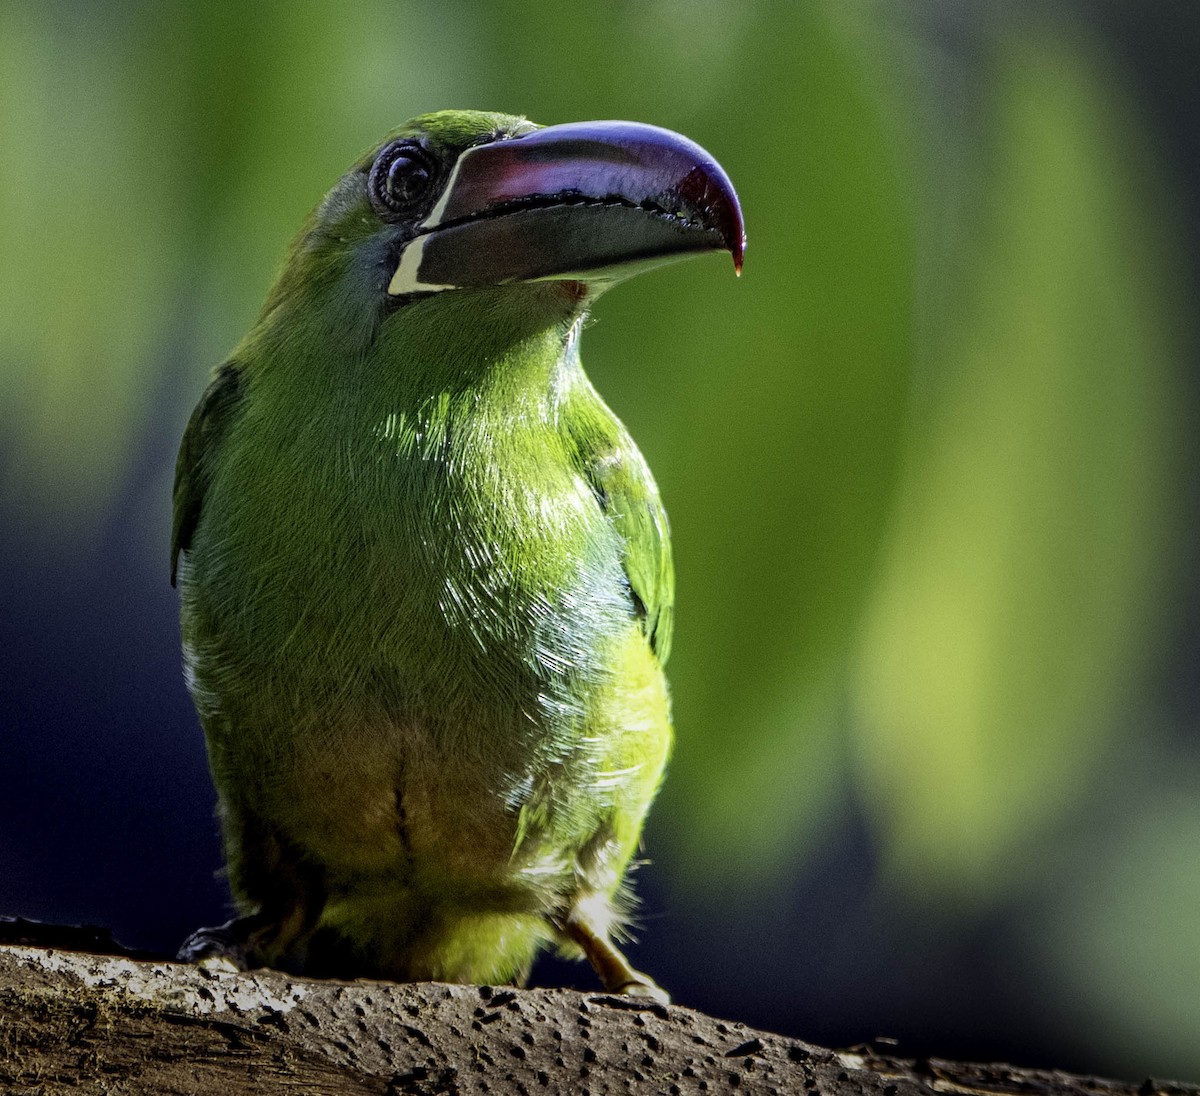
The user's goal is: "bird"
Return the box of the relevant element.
[172,109,744,1001]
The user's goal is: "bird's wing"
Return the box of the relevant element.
[171,363,243,586]
[567,397,675,664]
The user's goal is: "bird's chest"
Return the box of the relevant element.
[194,403,627,718]
[359,409,616,653]
[185,404,633,873]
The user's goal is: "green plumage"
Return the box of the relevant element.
[173,110,740,994]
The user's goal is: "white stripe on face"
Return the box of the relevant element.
[387,234,455,296]
[387,145,485,295]
[417,145,476,231]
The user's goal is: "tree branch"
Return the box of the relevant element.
[0,931,1193,1095]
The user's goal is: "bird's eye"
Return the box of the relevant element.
[385,154,430,204]
[369,143,436,218]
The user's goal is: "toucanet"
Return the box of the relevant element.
[172,109,744,999]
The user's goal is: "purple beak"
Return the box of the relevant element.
[388,120,745,295]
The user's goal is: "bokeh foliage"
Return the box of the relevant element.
[1,0,1195,1081]
[855,30,1181,895]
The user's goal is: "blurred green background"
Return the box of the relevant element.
[2,0,1198,1081]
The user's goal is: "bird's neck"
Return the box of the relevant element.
[362,286,590,426]
[249,284,593,453]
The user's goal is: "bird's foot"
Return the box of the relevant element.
[176,919,253,970]
[562,901,670,1005]
[612,975,671,1006]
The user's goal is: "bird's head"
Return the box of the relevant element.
[258,109,743,342]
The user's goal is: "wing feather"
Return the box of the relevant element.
[564,382,674,663]
[171,363,243,586]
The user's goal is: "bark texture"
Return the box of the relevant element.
[0,932,1194,1096]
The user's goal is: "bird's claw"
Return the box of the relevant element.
[614,977,671,1006]
[176,921,251,970]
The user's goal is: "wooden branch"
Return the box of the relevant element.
[0,934,1194,1095]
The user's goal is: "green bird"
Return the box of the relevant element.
[172,109,744,1000]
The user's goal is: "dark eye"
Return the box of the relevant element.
[369,143,436,218]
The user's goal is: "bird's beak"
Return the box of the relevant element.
[387,120,745,297]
